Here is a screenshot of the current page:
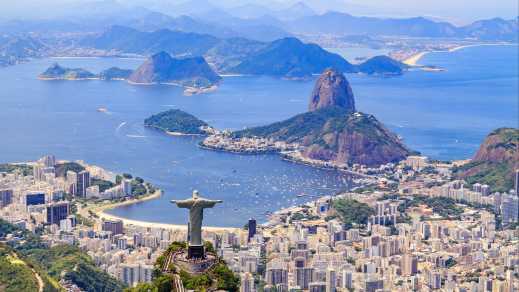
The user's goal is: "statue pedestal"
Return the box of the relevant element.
[188,245,205,259]
[171,250,217,274]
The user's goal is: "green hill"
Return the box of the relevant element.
[228,37,356,78]
[128,52,221,88]
[454,128,519,192]
[0,247,39,292]
[39,63,96,80]
[145,109,210,135]
[0,219,125,292]
[234,106,411,166]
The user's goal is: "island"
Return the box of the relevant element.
[128,51,222,94]
[39,63,133,81]
[357,55,409,76]
[144,109,215,135]
[38,56,221,95]
[98,67,133,80]
[38,63,96,80]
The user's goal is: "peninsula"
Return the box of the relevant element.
[201,68,412,167]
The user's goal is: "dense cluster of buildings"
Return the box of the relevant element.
[202,133,300,154]
[1,155,518,291]
[224,158,519,292]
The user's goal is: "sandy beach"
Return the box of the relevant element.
[403,43,516,66]
[403,51,430,66]
[449,42,517,52]
[87,190,238,232]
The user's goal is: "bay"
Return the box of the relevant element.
[0,44,516,226]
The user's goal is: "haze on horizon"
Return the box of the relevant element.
[2,0,518,24]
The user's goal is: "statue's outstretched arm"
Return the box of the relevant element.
[200,199,223,208]
[171,199,193,208]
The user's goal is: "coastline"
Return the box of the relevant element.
[145,124,208,136]
[403,42,516,66]
[403,51,429,66]
[86,190,238,232]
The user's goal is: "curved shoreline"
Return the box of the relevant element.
[89,190,238,232]
[403,43,516,66]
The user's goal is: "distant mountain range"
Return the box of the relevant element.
[0,35,47,67]
[81,27,407,78]
[0,1,516,70]
[228,1,316,20]
[80,25,220,57]
[284,12,518,41]
[1,0,516,42]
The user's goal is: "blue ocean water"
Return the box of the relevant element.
[0,45,516,226]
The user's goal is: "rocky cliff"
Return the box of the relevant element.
[309,68,355,112]
[234,69,411,166]
[455,128,519,192]
[128,51,221,88]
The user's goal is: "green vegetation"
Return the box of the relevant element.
[357,55,406,75]
[233,106,350,143]
[0,247,39,292]
[75,213,95,227]
[0,219,124,292]
[289,210,319,223]
[489,127,519,147]
[212,262,239,291]
[453,161,514,193]
[133,241,238,292]
[98,67,133,80]
[39,63,95,80]
[128,274,175,292]
[401,196,464,219]
[453,128,518,193]
[0,163,33,176]
[233,106,410,166]
[116,174,131,185]
[145,109,209,135]
[331,198,375,228]
[180,270,212,290]
[55,162,85,177]
[131,177,147,196]
[91,178,115,192]
[445,257,457,268]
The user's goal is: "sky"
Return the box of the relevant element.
[1,0,517,24]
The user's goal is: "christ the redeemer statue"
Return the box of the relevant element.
[171,190,222,258]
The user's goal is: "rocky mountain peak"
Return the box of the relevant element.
[309,68,355,112]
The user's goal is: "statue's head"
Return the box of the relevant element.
[192,190,200,199]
